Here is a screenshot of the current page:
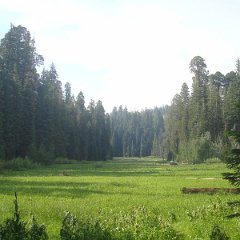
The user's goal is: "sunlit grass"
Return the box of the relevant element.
[0,158,239,239]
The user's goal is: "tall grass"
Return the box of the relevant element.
[0,158,239,239]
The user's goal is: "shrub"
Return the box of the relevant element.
[0,193,48,240]
[205,158,222,164]
[210,224,230,240]
[2,157,38,171]
[188,132,213,164]
[27,216,48,240]
[60,212,112,240]
[55,157,78,164]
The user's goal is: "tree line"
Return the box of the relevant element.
[164,56,240,163]
[1,25,240,164]
[110,57,240,163]
[110,107,165,157]
[0,25,112,163]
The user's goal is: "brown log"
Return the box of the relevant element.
[182,187,240,194]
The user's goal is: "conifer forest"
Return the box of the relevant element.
[0,25,240,164]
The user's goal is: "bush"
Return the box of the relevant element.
[2,157,38,171]
[60,212,112,240]
[210,224,229,240]
[187,132,214,164]
[205,158,222,164]
[55,157,78,164]
[27,216,48,240]
[0,193,48,240]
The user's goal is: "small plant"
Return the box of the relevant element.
[60,211,112,240]
[27,216,48,240]
[60,208,183,240]
[210,224,230,240]
[186,200,230,223]
[205,158,222,164]
[0,193,27,239]
[0,193,48,240]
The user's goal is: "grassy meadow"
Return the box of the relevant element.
[0,158,240,239]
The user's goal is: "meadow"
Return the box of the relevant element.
[0,158,240,239]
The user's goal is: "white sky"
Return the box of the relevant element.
[0,0,240,112]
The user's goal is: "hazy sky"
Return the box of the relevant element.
[0,0,240,112]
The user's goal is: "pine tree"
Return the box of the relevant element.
[0,25,43,159]
[74,91,87,160]
[95,100,107,160]
[189,56,209,138]
[0,53,5,158]
[223,110,240,186]
[36,64,65,161]
[87,100,97,160]
[224,73,240,130]
[63,83,76,159]
[207,74,223,141]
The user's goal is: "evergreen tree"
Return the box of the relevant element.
[86,100,97,160]
[74,91,87,160]
[224,61,240,130]
[189,56,209,138]
[207,74,223,141]
[111,107,123,157]
[0,52,5,158]
[0,25,43,159]
[223,117,240,186]
[95,100,107,160]
[236,58,240,78]
[164,94,182,160]
[63,83,76,159]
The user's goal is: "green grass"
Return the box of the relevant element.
[0,158,239,239]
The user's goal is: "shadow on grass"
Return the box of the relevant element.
[0,167,168,178]
[0,179,110,198]
[0,179,144,198]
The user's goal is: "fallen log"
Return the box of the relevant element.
[182,187,240,194]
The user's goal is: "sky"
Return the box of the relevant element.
[0,0,240,112]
